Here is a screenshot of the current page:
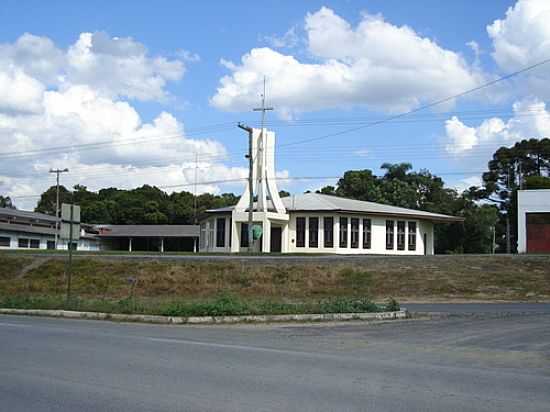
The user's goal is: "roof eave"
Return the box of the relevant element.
[287,208,463,222]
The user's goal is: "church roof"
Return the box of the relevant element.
[206,193,462,223]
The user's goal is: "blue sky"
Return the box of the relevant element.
[1,0,549,209]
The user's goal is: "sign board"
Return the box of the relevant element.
[61,203,80,223]
[60,223,80,241]
[252,224,263,240]
[60,203,81,241]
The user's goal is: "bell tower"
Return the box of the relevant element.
[234,128,286,214]
[231,127,289,253]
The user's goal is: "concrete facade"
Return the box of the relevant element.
[517,189,550,254]
[201,212,434,255]
[0,207,100,251]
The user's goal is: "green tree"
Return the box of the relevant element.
[317,185,336,195]
[480,138,550,252]
[0,195,15,209]
[524,175,550,189]
[35,185,72,215]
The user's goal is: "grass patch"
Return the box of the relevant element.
[0,294,388,317]
[1,254,549,306]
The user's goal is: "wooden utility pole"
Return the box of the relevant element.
[49,168,69,249]
[506,166,512,254]
[193,152,198,224]
[238,123,254,252]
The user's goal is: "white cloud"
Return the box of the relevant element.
[0,32,185,102]
[212,7,482,117]
[444,98,550,154]
[176,49,201,63]
[261,27,300,49]
[0,67,45,113]
[0,32,262,210]
[488,0,550,95]
[0,33,65,85]
[66,32,184,101]
[453,176,483,193]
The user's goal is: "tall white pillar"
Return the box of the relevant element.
[262,219,271,253]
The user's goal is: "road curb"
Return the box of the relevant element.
[0,308,409,324]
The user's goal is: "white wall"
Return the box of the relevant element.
[517,189,550,253]
[199,216,232,253]
[0,230,100,251]
[286,213,433,255]
[199,212,435,255]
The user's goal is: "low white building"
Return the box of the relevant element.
[0,208,198,253]
[517,189,550,254]
[200,128,461,255]
[0,207,100,251]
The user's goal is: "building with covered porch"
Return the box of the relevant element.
[96,225,199,252]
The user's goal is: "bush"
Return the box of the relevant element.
[385,298,400,312]
[0,294,398,317]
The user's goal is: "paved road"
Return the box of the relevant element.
[2,305,550,411]
[405,302,550,315]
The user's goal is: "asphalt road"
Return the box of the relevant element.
[2,305,550,412]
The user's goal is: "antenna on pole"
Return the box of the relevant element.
[253,76,274,135]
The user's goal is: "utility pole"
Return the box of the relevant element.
[518,160,523,190]
[492,225,496,254]
[49,168,69,249]
[193,152,198,224]
[506,166,512,254]
[238,123,254,252]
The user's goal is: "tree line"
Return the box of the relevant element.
[2,138,549,253]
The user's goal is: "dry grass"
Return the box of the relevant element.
[1,255,549,303]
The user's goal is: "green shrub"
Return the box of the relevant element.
[385,297,400,312]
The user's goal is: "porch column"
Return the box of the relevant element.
[129,237,132,252]
[281,223,289,253]
[230,220,240,253]
[262,219,271,253]
[334,216,340,249]
[160,238,164,253]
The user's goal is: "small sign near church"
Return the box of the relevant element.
[60,203,81,241]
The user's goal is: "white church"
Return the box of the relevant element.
[199,128,461,255]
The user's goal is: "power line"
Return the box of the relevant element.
[8,171,486,200]
[0,123,237,160]
[278,57,550,148]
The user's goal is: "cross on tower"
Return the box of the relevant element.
[253,76,274,135]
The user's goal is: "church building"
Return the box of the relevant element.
[199,128,461,255]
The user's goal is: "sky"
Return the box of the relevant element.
[1,0,550,210]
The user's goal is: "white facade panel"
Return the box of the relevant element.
[285,213,433,255]
[0,230,100,251]
[517,189,550,253]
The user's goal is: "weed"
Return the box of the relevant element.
[339,267,372,292]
